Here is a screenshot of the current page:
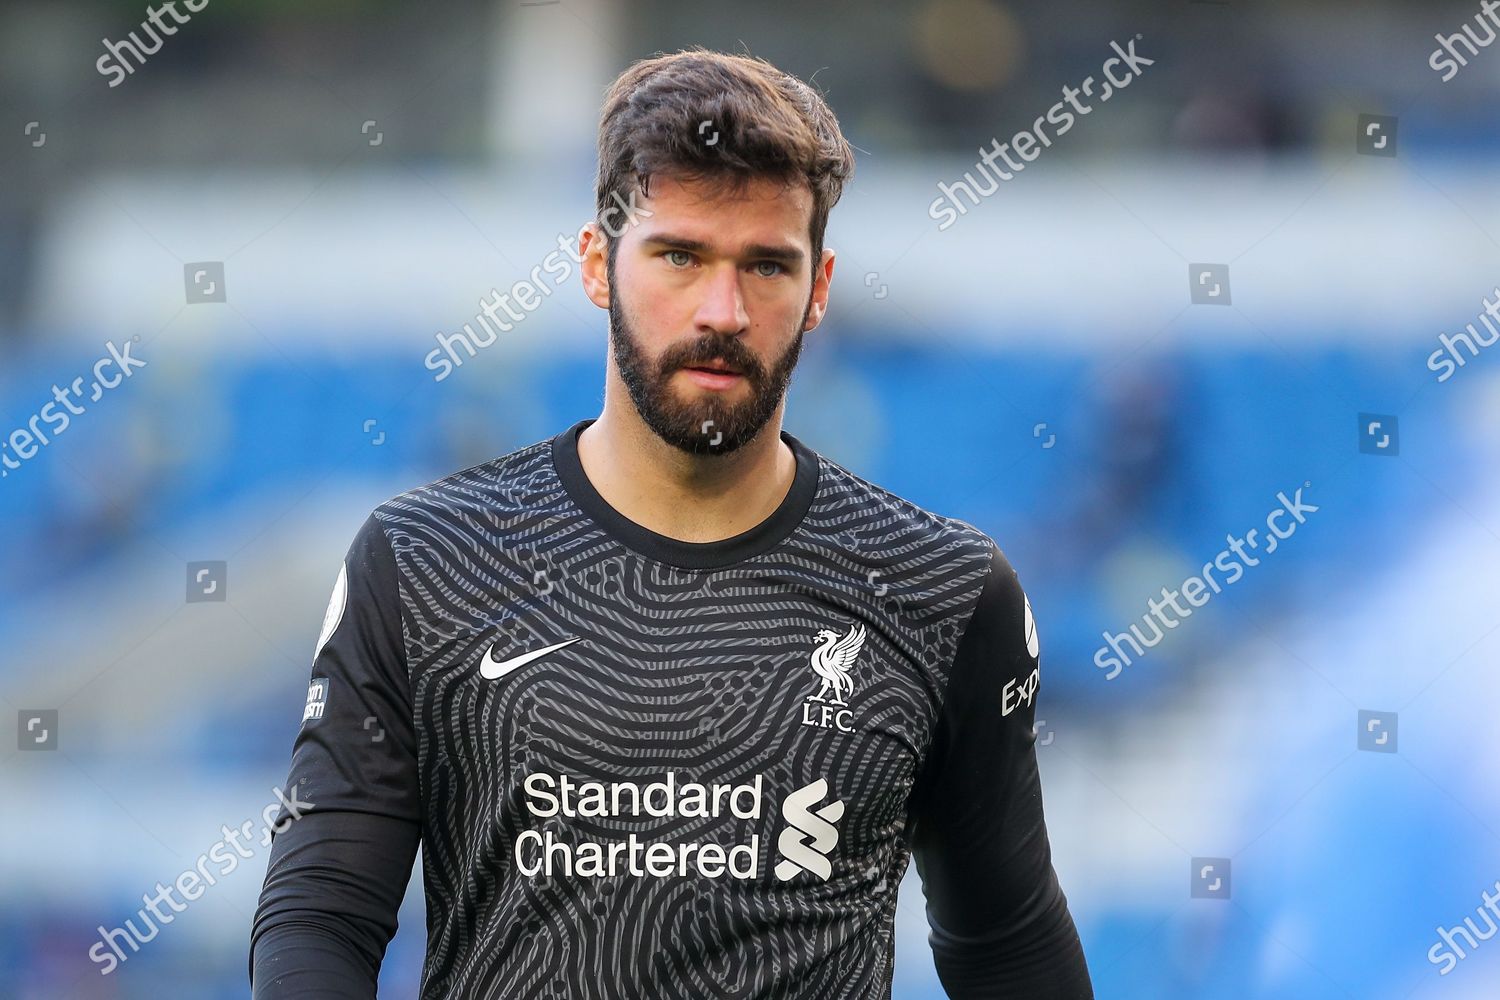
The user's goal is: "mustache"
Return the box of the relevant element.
[659,337,765,380]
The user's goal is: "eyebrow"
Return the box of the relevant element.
[641,233,805,266]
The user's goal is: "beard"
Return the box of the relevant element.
[607,258,810,456]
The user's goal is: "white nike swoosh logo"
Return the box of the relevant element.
[479,636,582,680]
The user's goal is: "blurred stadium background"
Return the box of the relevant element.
[4,0,1500,997]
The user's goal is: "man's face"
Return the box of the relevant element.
[593,174,834,455]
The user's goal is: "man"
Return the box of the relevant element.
[251,46,1092,999]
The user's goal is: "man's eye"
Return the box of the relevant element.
[753,261,784,277]
[665,250,693,267]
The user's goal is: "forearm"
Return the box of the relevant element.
[911,541,1093,999]
[251,510,422,996]
[250,809,420,998]
[930,890,1092,999]
[252,921,381,998]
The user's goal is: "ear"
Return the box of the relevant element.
[578,222,610,310]
[802,247,836,332]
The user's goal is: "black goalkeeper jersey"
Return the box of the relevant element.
[250,417,1092,999]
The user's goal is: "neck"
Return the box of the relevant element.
[576,395,796,544]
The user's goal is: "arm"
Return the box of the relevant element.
[907,541,1093,998]
[249,511,422,998]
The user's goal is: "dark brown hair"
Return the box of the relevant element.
[595,47,855,271]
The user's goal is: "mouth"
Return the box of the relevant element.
[679,359,745,390]
[682,358,742,376]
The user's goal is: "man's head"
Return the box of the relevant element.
[579,48,855,455]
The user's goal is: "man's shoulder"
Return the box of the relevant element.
[368,429,563,529]
[808,446,1000,571]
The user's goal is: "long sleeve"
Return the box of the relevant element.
[249,511,423,998]
[907,541,1093,998]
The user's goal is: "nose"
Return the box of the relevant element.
[693,262,750,336]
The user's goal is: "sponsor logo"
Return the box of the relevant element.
[514,771,764,879]
[1002,666,1040,717]
[1022,592,1039,659]
[1008,591,1042,716]
[480,636,581,680]
[314,563,348,659]
[800,622,867,733]
[303,678,328,722]
[510,772,844,883]
[775,777,845,882]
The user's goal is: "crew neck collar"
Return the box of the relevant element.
[550,417,820,570]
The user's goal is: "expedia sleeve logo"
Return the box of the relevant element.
[1002,591,1040,717]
